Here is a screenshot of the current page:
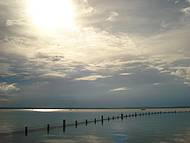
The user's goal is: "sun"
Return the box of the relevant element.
[26,0,76,31]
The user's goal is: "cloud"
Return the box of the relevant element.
[40,72,66,78]
[181,7,190,15]
[0,62,15,77]
[0,82,19,92]
[6,19,26,27]
[0,98,8,102]
[75,0,96,17]
[120,73,132,76]
[75,75,110,81]
[171,67,190,81]
[184,81,190,85]
[0,0,190,107]
[174,0,180,4]
[147,56,190,85]
[153,83,161,86]
[106,12,119,22]
[110,87,129,92]
[186,0,190,3]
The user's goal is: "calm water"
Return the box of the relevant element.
[0,108,190,143]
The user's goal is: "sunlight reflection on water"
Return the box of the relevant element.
[0,108,190,143]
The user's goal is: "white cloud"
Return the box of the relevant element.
[0,82,19,92]
[106,12,119,22]
[147,56,190,84]
[40,72,66,78]
[6,19,26,27]
[153,83,161,86]
[171,67,190,81]
[76,0,96,17]
[110,87,129,92]
[75,75,110,81]
[184,81,190,86]
[181,7,190,15]
[174,0,180,4]
[120,73,132,76]
[186,0,190,3]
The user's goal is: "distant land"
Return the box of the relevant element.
[0,106,190,109]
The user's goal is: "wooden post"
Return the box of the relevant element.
[94,118,96,124]
[108,116,110,121]
[121,114,123,120]
[47,124,50,134]
[75,120,78,128]
[101,115,103,125]
[63,120,66,132]
[25,126,28,136]
[112,116,114,120]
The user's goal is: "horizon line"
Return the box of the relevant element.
[0,106,190,109]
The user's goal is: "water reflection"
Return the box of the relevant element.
[0,109,190,143]
[23,109,67,112]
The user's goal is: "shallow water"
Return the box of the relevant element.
[0,108,190,143]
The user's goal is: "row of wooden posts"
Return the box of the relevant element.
[24,110,190,136]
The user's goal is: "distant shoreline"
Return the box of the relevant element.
[0,106,190,109]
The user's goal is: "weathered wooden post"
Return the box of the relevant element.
[85,120,88,126]
[63,120,66,132]
[47,124,50,134]
[25,126,28,136]
[101,115,103,121]
[75,120,78,128]
[101,115,103,125]
[121,114,123,120]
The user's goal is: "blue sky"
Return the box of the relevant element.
[0,0,190,107]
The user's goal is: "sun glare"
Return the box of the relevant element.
[27,0,76,31]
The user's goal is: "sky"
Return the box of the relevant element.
[0,0,190,108]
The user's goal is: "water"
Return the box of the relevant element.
[0,108,190,143]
